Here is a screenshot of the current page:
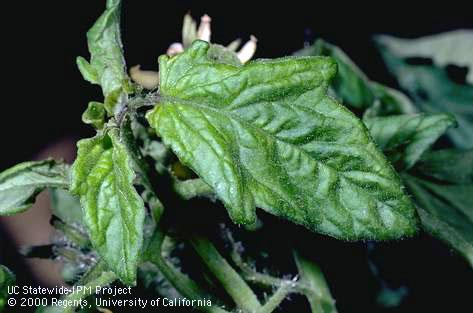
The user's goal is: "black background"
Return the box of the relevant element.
[1,1,472,312]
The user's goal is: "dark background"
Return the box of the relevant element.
[1,1,472,312]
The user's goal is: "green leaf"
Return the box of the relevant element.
[49,188,83,226]
[414,149,473,184]
[147,40,417,240]
[375,37,473,149]
[403,174,473,267]
[403,149,473,267]
[375,31,473,84]
[70,129,145,284]
[77,0,131,114]
[207,44,242,66]
[364,82,417,118]
[82,101,106,129]
[120,114,164,222]
[0,265,15,311]
[294,39,374,109]
[295,39,416,115]
[365,113,456,170]
[294,252,338,313]
[0,160,69,216]
[76,56,99,85]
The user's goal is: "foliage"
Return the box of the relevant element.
[0,2,471,312]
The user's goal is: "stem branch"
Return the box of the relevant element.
[190,236,262,312]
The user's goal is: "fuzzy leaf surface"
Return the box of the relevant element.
[70,129,145,284]
[147,41,417,240]
[77,0,131,113]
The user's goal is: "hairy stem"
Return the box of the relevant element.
[145,230,229,313]
[190,236,262,312]
[258,284,292,313]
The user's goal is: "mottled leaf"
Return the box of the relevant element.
[70,129,145,284]
[0,160,68,215]
[376,31,473,84]
[365,113,456,169]
[147,40,417,240]
[375,38,473,149]
[294,252,338,313]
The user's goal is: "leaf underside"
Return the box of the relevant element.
[147,40,417,240]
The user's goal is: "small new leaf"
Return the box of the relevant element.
[147,41,417,240]
[365,113,456,170]
[0,160,69,215]
[70,129,145,284]
[82,102,106,129]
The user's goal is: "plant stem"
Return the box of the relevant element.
[145,230,229,313]
[258,284,292,313]
[231,247,289,288]
[190,235,262,312]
